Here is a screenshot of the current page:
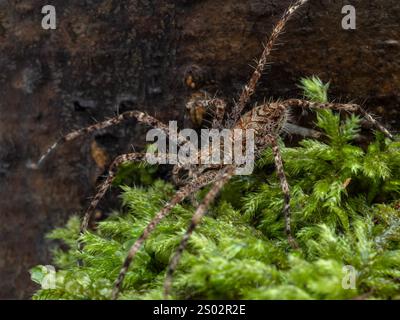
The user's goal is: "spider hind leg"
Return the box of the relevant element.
[112,168,224,300]
[268,135,299,249]
[163,166,235,298]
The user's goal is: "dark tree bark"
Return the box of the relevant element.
[0,0,399,299]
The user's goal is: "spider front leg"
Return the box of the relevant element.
[29,110,191,169]
[210,98,226,129]
[186,91,227,129]
[285,99,394,140]
[79,152,146,236]
[267,135,299,249]
[112,168,223,300]
[227,0,309,127]
[163,166,235,298]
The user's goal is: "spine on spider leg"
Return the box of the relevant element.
[228,0,309,127]
[163,166,235,298]
[111,169,221,300]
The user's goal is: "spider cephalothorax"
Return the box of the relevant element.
[30,0,394,300]
[235,102,290,139]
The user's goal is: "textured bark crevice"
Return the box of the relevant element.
[0,0,399,299]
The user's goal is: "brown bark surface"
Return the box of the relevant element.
[0,0,399,299]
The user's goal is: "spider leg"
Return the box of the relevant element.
[284,123,323,139]
[163,166,235,298]
[284,99,394,140]
[172,164,194,186]
[172,165,202,208]
[186,92,226,129]
[209,98,227,129]
[268,135,299,249]
[29,110,191,169]
[112,169,222,300]
[172,164,185,186]
[227,0,309,127]
[79,152,146,236]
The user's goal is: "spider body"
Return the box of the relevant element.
[235,102,289,138]
[174,101,288,183]
[30,0,394,299]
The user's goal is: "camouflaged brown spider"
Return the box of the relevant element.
[30,0,393,299]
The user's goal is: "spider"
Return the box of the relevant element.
[30,0,394,299]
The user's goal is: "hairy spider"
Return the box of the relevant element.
[30,0,393,299]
